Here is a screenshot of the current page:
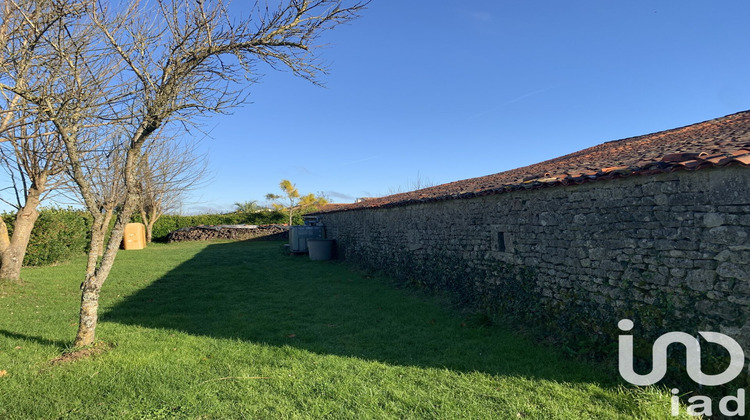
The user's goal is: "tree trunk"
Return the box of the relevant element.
[74,146,142,347]
[75,205,131,347]
[101,209,114,255]
[140,209,151,243]
[145,219,154,243]
[141,206,161,243]
[85,208,114,278]
[147,208,159,243]
[76,282,101,345]
[0,183,44,282]
[93,209,114,256]
[140,209,148,241]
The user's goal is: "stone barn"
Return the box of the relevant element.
[314,110,750,357]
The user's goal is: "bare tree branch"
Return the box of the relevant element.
[0,0,368,346]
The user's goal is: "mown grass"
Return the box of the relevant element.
[0,240,690,419]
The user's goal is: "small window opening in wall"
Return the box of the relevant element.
[497,232,506,252]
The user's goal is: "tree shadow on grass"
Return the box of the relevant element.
[0,329,69,350]
[102,239,619,385]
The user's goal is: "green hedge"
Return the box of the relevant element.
[0,207,297,266]
[3,207,92,267]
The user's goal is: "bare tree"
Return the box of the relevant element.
[5,0,367,347]
[0,0,367,347]
[0,0,87,282]
[137,131,208,243]
[80,136,128,261]
[0,116,69,281]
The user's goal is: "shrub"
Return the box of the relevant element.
[3,207,91,267]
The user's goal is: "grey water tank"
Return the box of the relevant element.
[289,226,324,253]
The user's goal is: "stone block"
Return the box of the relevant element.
[705,226,749,246]
[717,262,750,281]
[685,269,716,292]
[695,300,742,321]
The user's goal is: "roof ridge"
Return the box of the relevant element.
[317,109,750,213]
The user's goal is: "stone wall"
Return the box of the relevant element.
[317,166,750,355]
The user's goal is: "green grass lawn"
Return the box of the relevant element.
[0,239,689,419]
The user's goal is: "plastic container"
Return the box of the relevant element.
[307,239,335,261]
[289,226,324,253]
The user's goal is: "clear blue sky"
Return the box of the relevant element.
[187,0,750,214]
[11,1,750,214]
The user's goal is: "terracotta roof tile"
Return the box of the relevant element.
[317,203,352,212]
[734,154,750,165]
[318,110,750,213]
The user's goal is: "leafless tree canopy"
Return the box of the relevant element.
[0,0,368,346]
[0,0,102,281]
[137,129,208,242]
